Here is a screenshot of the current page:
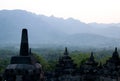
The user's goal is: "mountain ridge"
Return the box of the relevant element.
[0,9,120,48]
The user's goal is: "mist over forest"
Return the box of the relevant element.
[0,10,120,49]
[0,9,120,74]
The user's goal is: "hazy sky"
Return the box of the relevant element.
[0,0,120,23]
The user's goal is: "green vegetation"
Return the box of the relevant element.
[33,53,58,71]
[70,53,90,67]
[0,47,116,73]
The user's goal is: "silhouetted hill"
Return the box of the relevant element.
[0,10,62,44]
[0,10,120,48]
[89,23,120,39]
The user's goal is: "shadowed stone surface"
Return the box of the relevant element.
[20,29,29,56]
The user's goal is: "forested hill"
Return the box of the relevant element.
[0,10,120,48]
